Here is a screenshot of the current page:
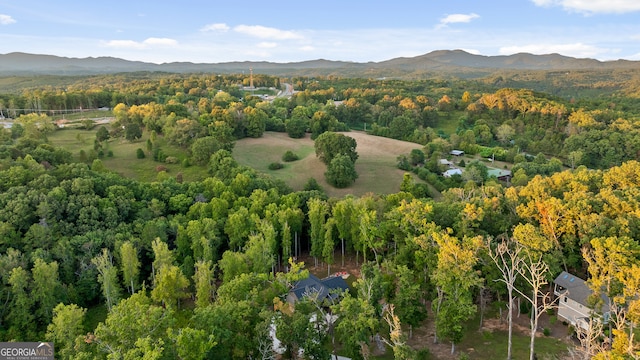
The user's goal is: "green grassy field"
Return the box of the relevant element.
[49,128,428,197]
[233,131,425,198]
[48,128,207,183]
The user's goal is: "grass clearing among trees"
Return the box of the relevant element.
[233,131,425,197]
[47,128,206,182]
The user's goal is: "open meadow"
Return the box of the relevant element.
[47,127,205,182]
[232,131,425,198]
[49,128,429,197]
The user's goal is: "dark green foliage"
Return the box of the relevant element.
[96,126,110,142]
[285,117,307,138]
[325,154,358,188]
[268,162,284,170]
[397,154,412,171]
[303,177,323,192]
[190,136,223,165]
[314,131,358,165]
[124,123,142,141]
[136,148,145,159]
[282,150,299,162]
[410,149,425,165]
[152,147,166,162]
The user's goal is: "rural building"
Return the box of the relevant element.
[439,159,454,168]
[553,271,610,330]
[443,168,463,178]
[287,273,349,305]
[487,168,512,182]
[450,150,465,156]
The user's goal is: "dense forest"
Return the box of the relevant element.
[0,71,639,359]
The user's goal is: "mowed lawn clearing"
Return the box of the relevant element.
[233,131,424,197]
[48,128,205,182]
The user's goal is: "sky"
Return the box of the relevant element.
[0,0,639,64]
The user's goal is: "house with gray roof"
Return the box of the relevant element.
[553,271,610,330]
[287,273,349,305]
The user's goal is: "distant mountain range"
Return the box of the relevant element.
[0,50,638,78]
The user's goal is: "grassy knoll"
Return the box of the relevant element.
[233,131,425,198]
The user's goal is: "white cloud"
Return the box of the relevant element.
[201,23,229,32]
[439,13,480,26]
[233,25,303,40]
[143,38,177,46]
[531,0,640,14]
[499,42,606,58]
[103,37,178,50]
[0,14,16,25]
[257,42,277,48]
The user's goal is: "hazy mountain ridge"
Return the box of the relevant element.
[0,50,638,77]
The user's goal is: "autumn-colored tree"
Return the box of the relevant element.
[432,232,482,354]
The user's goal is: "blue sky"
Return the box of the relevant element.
[1,0,639,64]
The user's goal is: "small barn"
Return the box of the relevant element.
[450,150,465,156]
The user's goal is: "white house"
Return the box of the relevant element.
[553,271,610,330]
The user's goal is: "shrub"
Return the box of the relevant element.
[136,148,145,159]
[543,327,551,336]
[165,156,179,164]
[303,178,323,192]
[155,165,168,173]
[107,150,113,157]
[153,148,166,162]
[415,349,431,360]
[268,162,284,170]
[282,150,299,162]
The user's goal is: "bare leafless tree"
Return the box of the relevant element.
[487,237,524,360]
[515,251,559,360]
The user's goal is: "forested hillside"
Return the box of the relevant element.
[0,71,639,359]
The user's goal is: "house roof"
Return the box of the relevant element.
[487,168,512,178]
[450,150,464,156]
[443,168,462,177]
[290,273,349,303]
[554,271,592,307]
[554,271,611,314]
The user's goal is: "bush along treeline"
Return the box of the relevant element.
[1,72,640,358]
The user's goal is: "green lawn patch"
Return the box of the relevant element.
[48,128,207,182]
